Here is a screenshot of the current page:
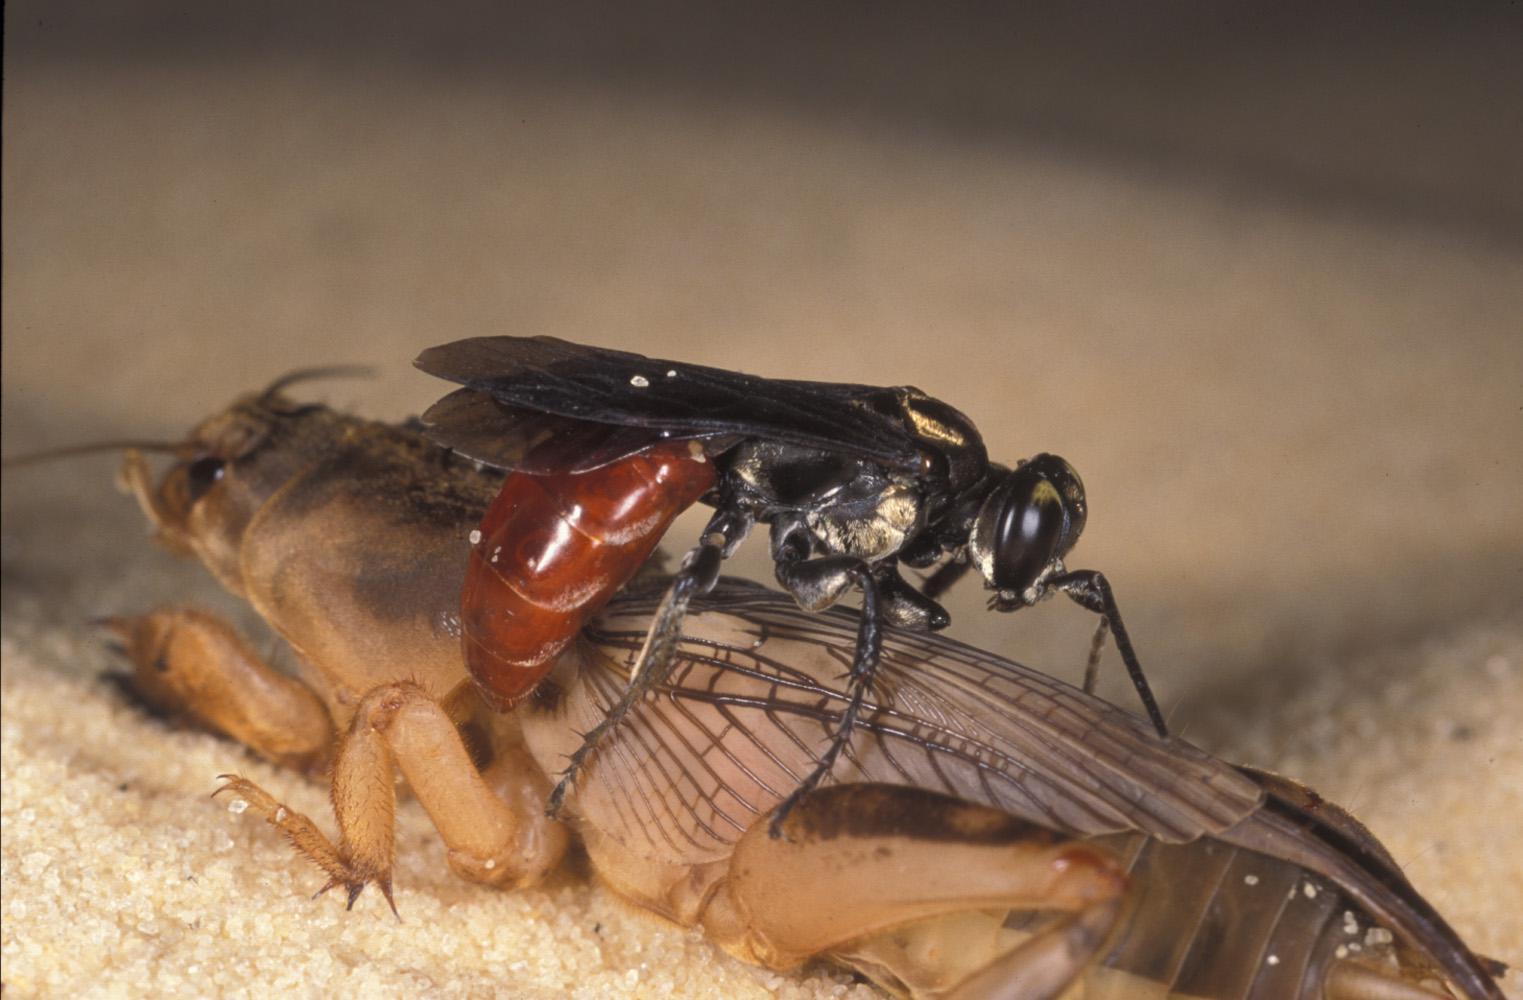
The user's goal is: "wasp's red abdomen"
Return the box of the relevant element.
[461,441,716,710]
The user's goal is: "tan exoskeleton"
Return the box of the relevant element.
[87,375,1503,999]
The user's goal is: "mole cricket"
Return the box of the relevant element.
[12,368,1505,1000]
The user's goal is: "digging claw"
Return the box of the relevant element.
[213,773,398,917]
[316,875,399,919]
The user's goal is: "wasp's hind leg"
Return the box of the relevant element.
[1048,569,1170,739]
[545,508,750,818]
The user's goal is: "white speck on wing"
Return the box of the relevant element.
[630,375,650,388]
[469,529,482,545]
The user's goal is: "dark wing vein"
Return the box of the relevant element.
[579,661,693,855]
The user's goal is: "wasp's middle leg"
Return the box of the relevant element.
[768,553,885,837]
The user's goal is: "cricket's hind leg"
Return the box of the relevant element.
[708,783,1127,1000]
[1325,960,1471,999]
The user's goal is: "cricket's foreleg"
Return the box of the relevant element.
[219,681,569,915]
[102,608,332,769]
[708,784,1126,1000]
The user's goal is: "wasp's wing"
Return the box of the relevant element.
[420,388,707,474]
[415,336,924,471]
[551,580,1265,866]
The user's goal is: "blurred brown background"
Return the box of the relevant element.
[6,1,1521,717]
[3,3,1522,994]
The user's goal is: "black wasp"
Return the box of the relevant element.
[416,336,1169,831]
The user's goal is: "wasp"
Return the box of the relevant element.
[415,336,1168,825]
[21,372,1503,999]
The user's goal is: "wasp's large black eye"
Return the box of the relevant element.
[185,456,226,502]
[969,454,1086,594]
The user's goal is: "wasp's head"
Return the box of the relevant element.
[966,453,1087,607]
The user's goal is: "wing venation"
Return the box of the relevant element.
[552,579,1265,864]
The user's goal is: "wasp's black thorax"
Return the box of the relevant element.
[720,388,993,571]
[723,441,925,564]
[887,387,988,494]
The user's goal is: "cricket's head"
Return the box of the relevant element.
[120,367,371,593]
[7,367,369,596]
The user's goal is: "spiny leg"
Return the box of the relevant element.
[219,680,569,915]
[545,509,746,818]
[1049,569,1169,738]
[943,899,1122,1000]
[211,773,374,907]
[767,558,882,838]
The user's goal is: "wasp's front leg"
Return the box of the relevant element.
[102,608,332,770]
[709,784,1127,1000]
[218,681,571,914]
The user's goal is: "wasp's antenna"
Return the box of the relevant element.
[2,440,184,469]
[258,365,375,405]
